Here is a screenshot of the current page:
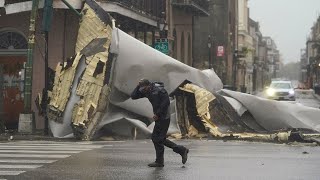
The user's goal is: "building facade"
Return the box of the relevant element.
[306,16,320,89]
[249,19,268,92]
[168,0,209,66]
[237,0,254,93]
[0,0,166,130]
[300,49,308,84]
[193,0,237,86]
[263,36,280,82]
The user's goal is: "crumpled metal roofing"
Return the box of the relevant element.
[179,83,320,142]
[45,0,320,143]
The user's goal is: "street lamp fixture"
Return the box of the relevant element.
[158,16,167,38]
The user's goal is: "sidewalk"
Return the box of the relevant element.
[0,130,75,142]
[314,93,320,101]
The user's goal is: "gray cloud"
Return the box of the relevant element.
[248,0,320,64]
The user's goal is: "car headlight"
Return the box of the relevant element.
[289,90,295,95]
[267,88,275,96]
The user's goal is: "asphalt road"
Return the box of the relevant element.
[4,140,320,180]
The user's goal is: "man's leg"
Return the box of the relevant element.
[160,118,189,164]
[163,138,189,164]
[163,139,185,154]
[149,121,166,167]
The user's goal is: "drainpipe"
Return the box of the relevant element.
[41,0,54,135]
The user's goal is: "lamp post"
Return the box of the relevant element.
[233,49,238,89]
[208,35,212,69]
[317,62,320,85]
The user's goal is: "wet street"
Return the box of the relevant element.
[1,140,319,180]
[257,89,320,109]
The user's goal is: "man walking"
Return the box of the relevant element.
[131,79,189,167]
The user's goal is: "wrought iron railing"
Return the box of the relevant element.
[103,0,166,19]
[171,0,209,15]
[4,0,30,5]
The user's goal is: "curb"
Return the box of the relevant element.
[0,134,76,142]
[314,93,320,101]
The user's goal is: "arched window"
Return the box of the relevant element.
[0,30,27,50]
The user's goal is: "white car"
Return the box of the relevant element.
[266,81,296,101]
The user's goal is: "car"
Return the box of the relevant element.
[266,81,296,101]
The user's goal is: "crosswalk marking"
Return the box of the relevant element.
[0,154,70,158]
[0,147,92,151]
[0,150,81,154]
[2,143,112,147]
[0,141,107,178]
[0,159,56,164]
[0,145,104,148]
[0,171,25,175]
[0,165,42,169]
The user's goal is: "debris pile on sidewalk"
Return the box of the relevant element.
[178,83,320,144]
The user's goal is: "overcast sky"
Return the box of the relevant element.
[248,0,320,64]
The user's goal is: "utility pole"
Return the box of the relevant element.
[233,50,238,89]
[208,35,212,69]
[19,0,40,134]
[23,0,40,113]
[0,65,3,132]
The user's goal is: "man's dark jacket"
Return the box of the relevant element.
[131,82,170,119]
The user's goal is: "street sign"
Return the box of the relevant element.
[217,46,224,57]
[155,39,169,55]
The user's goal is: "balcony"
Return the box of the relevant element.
[100,0,165,19]
[4,0,30,5]
[98,0,166,28]
[171,0,209,16]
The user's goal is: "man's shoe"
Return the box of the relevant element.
[148,162,164,167]
[181,148,189,164]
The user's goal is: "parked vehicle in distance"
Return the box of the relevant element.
[266,81,296,101]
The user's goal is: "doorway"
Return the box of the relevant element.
[0,29,27,129]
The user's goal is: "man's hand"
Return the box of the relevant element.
[153,115,159,121]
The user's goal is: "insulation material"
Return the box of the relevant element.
[47,1,113,138]
[47,53,82,123]
[75,4,112,53]
[49,54,81,112]
[179,83,225,137]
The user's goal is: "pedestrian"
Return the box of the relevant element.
[131,79,189,167]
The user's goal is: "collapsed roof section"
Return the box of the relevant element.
[47,0,114,139]
[43,0,320,143]
[46,0,223,139]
